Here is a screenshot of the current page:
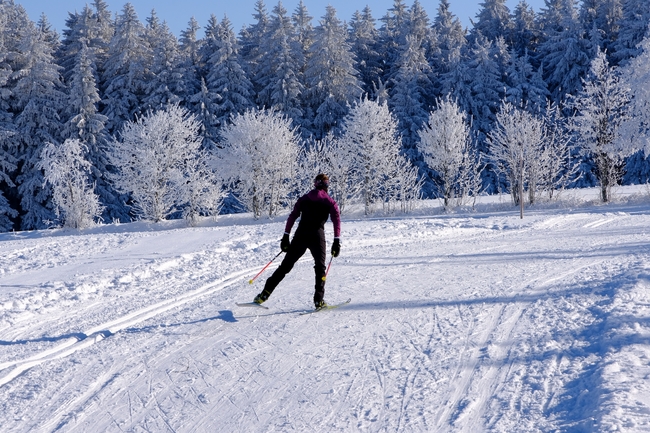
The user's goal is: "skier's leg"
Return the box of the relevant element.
[308,230,327,305]
[259,238,307,300]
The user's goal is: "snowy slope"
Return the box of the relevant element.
[2,187,650,432]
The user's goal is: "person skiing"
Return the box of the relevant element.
[254,173,341,309]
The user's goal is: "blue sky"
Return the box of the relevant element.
[17,0,546,37]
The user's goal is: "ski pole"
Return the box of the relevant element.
[248,251,283,284]
[322,256,334,282]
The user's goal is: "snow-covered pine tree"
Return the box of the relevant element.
[377,0,410,90]
[0,1,20,230]
[611,0,650,66]
[305,5,361,139]
[462,35,509,155]
[38,139,103,229]
[188,78,215,149]
[205,16,254,131]
[511,0,540,57]
[617,34,650,182]
[12,22,66,229]
[389,34,433,154]
[505,49,549,114]
[470,0,513,44]
[101,3,150,134]
[108,105,210,222]
[536,0,592,103]
[57,7,91,85]
[417,97,479,209]
[407,0,436,61]
[291,2,313,79]
[178,17,203,106]
[350,7,382,98]
[240,0,270,101]
[569,48,631,202]
[198,14,219,78]
[62,38,107,145]
[218,108,300,219]
[257,2,303,125]
[338,98,420,215]
[579,0,622,57]
[61,37,126,222]
[143,18,183,111]
[431,0,467,99]
[88,0,114,75]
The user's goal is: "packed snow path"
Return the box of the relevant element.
[2,196,650,432]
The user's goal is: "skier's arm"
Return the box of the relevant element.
[330,200,341,239]
[284,197,303,235]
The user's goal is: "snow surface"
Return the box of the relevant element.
[2,186,650,432]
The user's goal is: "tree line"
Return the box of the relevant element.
[0,0,649,230]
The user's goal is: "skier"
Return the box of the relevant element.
[254,173,341,309]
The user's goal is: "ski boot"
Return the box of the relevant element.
[253,291,270,305]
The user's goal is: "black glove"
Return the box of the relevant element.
[281,233,290,252]
[331,238,341,257]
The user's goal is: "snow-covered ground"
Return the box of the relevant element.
[2,186,650,432]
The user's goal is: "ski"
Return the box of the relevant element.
[236,302,269,310]
[299,298,351,315]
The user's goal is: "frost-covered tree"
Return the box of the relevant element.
[305,6,361,138]
[569,49,631,202]
[101,3,150,134]
[417,98,480,209]
[219,108,300,218]
[539,101,577,199]
[488,102,546,215]
[338,98,420,215]
[38,139,103,229]
[108,105,211,222]
[183,156,223,226]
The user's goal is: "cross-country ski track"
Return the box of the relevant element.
[2,187,650,432]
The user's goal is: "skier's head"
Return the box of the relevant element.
[314,173,329,191]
